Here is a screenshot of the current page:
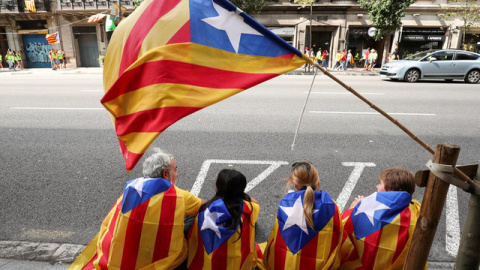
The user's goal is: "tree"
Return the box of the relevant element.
[133,0,267,15]
[440,0,480,48]
[293,0,315,50]
[358,0,415,41]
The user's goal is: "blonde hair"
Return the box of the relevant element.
[287,161,320,229]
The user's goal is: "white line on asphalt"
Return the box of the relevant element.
[191,159,288,196]
[336,162,376,212]
[446,185,460,256]
[10,107,103,110]
[81,90,104,92]
[310,111,436,116]
[306,92,385,95]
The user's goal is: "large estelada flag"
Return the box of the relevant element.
[68,177,202,270]
[339,191,422,270]
[101,0,308,171]
[257,190,343,270]
[46,32,59,44]
[187,198,259,269]
[25,0,36,13]
[87,13,107,23]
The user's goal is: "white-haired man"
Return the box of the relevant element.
[70,149,204,270]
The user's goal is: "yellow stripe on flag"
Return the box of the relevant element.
[118,132,160,154]
[139,0,189,57]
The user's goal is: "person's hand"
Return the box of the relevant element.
[349,195,364,209]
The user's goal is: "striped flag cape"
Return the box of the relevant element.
[25,0,36,13]
[88,13,107,23]
[46,32,59,44]
[339,191,423,270]
[69,177,202,270]
[257,190,343,270]
[187,198,260,270]
[101,0,308,171]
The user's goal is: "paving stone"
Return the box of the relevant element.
[2,242,40,260]
[52,244,85,263]
[34,243,61,262]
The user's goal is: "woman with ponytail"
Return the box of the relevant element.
[187,169,260,270]
[257,161,343,270]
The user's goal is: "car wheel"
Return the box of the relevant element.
[465,69,480,84]
[404,69,420,82]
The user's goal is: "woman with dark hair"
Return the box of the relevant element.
[187,169,260,270]
[257,161,343,270]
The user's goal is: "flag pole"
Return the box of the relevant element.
[299,55,478,189]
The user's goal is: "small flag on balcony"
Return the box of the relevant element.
[88,14,107,23]
[25,0,36,13]
[46,32,60,44]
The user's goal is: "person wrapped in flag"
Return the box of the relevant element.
[257,161,343,270]
[69,149,205,270]
[339,167,424,270]
[187,169,260,270]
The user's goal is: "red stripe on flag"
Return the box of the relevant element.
[102,60,278,104]
[277,53,297,59]
[330,206,340,254]
[274,228,287,270]
[119,0,183,73]
[166,20,191,45]
[97,199,122,269]
[299,234,318,269]
[115,106,201,136]
[240,203,252,265]
[256,244,263,260]
[117,139,143,172]
[152,186,177,261]
[362,228,382,269]
[211,241,228,270]
[392,206,411,262]
[81,254,98,270]
[189,225,204,270]
[120,198,150,270]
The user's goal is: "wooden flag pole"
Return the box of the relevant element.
[300,55,478,189]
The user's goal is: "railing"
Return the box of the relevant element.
[58,0,133,10]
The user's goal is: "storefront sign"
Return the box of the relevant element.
[18,29,48,35]
[368,27,376,37]
[269,27,294,36]
[402,35,445,42]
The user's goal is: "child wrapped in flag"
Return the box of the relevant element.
[339,167,425,270]
[187,169,260,270]
[256,161,343,270]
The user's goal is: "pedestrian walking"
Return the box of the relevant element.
[346,50,353,69]
[0,53,3,69]
[368,49,377,71]
[15,51,23,70]
[321,50,329,68]
[333,50,341,70]
[62,50,67,68]
[363,48,370,70]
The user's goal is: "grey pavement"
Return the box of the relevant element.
[0,240,457,269]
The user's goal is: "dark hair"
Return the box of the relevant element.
[200,169,252,240]
[380,167,415,195]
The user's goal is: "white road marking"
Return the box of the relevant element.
[310,111,436,116]
[10,107,103,110]
[81,90,103,92]
[191,159,288,196]
[305,92,385,95]
[336,162,376,212]
[446,185,460,256]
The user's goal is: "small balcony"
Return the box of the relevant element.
[0,0,48,13]
[58,0,133,10]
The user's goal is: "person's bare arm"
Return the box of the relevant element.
[349,195,364,209]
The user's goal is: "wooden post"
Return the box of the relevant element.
[404,143,460,269]
[455,165,480,269]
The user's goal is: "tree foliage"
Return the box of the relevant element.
[440,0,480,45]
[133,0,267,15]
[358,0,415,40]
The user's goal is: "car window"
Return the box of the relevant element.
[455,53,479,60]
[430,52,454,61]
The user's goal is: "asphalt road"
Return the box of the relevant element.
[0,72,478,263]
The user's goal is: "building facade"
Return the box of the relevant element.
[1,0,479,68]
[0,0,133,68]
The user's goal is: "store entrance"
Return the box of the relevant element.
[306,28,332,56]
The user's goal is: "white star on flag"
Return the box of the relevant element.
[201,207,225,238]
[280,196,319,235]
[125,177,155,197]
[354,192,391,226]
[202,0,263,53]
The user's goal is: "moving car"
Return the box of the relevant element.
[380,49,480,83]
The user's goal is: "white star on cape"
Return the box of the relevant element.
[125,177,155,197]
[202,0,263,53]
[354,192,391,226]
[280,196,319,235]
[201,207,225,238]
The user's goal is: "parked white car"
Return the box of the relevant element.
[380,49,480,83]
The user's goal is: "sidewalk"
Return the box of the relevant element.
[0,240,456,269]
[287,66,380,76]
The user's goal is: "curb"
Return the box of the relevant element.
[0,240,456,268]
[287,70,380,76]
[0,241,85,264]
